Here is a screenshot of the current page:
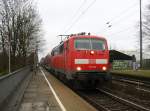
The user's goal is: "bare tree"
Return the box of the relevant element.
[0,0,42,72]
[143,4,150,53]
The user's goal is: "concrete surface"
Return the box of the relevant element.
[18,71,61,111]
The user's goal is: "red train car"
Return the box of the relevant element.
[48,33,111,88]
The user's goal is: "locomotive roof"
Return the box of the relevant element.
[67,35,107,41]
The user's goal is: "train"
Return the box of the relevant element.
[42,32,111,89]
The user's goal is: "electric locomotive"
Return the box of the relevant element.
[49,32,111,88]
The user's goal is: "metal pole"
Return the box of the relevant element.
[9,37,11,73]
[139,0,142,68]
[34,49,36,74]
[36,44,38,64]
[34,43,38,72]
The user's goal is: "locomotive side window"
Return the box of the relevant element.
[51,50,54,56]
[54,50,59,55]
[59,44,64,54]
[75,38,106,50]
[66,40,69,50]
[54,47,59,55]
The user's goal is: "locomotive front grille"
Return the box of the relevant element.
[73,71,108,80]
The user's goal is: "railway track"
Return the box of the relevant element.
[114,78,150,88]
[77,89,150,111]
[112,76,150,94]
[112,74,150,88]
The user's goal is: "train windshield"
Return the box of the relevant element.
[75,38,106,50]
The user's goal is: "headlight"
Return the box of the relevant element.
[76,66,81,71]
[90,51,94,55]
[102,66,107,71]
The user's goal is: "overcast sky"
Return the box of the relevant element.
[37,0,148,58]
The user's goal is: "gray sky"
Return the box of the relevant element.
[37,0,148,58]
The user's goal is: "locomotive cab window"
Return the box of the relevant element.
[75,39,90,50]
[91,39,105,50]
[75,38,106,50]
[51,50,54,56]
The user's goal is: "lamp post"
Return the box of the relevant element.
[139,0,143,68]
[34,41,40,69]
[8,37,11,73]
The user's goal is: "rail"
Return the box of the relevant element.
[0,66,31,109]
[98,89,150,111]
[78,89,150,111]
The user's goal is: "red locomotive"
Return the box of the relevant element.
[44,32,111,88]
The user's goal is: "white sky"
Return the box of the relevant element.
[37,0,148,58]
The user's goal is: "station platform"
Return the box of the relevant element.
[111,70,150,78]
[18,70,62,111]
[18,68,97,111]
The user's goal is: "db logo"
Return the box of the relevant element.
[89,59,96,64]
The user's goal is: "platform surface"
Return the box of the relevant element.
[18,71,61,111]
[18,68,98,111]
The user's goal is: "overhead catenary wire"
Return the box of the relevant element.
[61,0,87,33]
[72,0,87,18]
[98,9,139,35]
[63,0,87,32]
[107,8,139,28]
[98,2,139,35]
[106,0,138,25]
[64,0,97,34]
[106,26,136,37]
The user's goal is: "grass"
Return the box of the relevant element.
[0,70,8,77]
[0,65,23,77]
[111,70,150,78]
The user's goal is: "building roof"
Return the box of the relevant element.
[110,50,133,61]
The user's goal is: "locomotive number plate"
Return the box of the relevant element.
[89,59,96,64]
